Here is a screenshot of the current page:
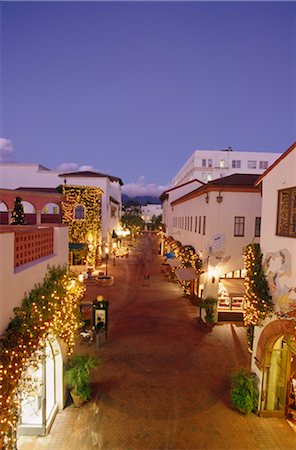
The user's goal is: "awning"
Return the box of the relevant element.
[69,243,87,251]
[175,267,197,281]
[220,279,245,295]
[167,258,181,268]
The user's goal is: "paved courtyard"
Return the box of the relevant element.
[19,235,296,449]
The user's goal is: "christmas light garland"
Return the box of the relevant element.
[164,236,202,296]
[243,243,273,328]
[0,266,85,449]
[60,185,103,267]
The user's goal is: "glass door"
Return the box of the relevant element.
[260,335,290,417]
[18,340,56,436]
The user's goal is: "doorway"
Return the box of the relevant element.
[18,339,62,436]
[259,335,291,417]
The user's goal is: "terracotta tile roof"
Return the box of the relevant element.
[58,170,123,185]
[207,173,260,186]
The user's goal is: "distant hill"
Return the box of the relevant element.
[122,194,161,205]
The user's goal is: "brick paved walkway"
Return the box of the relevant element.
[19,235,296,449]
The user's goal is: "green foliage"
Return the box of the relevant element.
[201,296,217,322]
[65,355,99,402]
[11,196,25,225]
[151,214,162,230]
[243,243,273,326]
[231,370,259,414]
[121,213,144,231]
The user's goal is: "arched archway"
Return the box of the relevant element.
[22,201,36,225]
[18,337,64,436]
[0,200,9,224]
[256,320,296,417]
[41,203,61,224]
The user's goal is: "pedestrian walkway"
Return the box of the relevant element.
[19,235,296,449]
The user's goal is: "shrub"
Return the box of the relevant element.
[201,296,217,322]
[231,369,259,414]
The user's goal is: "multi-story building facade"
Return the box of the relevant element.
[140,203,162,228]
[162,174,262,316]
[0,163,123,248]
[172,148,281,186]
[250,142,296,418]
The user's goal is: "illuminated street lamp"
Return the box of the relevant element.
[105,246,109,276]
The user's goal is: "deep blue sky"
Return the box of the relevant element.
[1,1,295,195]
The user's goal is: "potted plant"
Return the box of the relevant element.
[65,355,99,407]
[231,369,259,414]
[201,296,217,326]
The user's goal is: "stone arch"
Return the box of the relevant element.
[21,201,36,225]
[41,202,61,224]
[255,319,295,368]
[0,200,9,224]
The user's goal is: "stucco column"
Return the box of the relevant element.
[36,210,42,225]
[8,209,13,224]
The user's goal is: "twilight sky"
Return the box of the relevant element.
[1,1,295,196]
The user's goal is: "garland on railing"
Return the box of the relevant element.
[163,236,202,296]
[0,266,85,449]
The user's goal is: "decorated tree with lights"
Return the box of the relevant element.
[243,243,273,350]
[164,236,203,296]
[11,196,25,225]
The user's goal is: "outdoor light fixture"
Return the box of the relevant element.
[112,242,117,266]
[205,192,209,203]
[78,273,84,283]
[105,245,109,276]
[216,192,223,203]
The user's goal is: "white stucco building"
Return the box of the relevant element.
[172,148,281,186]
[249,142,296,418]
[160,179,204,237]
[140,203,162,225]
[162,174,262,315]
[0,163,123,247]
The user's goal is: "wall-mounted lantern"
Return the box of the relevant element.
[205,192,209,203]
[216,192,223,203]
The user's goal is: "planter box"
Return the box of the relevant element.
[95,276,114,287]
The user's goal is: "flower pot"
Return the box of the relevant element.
[70,391,86,407]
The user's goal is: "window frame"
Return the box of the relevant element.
[247,160,257,169]
[255,217,261,237]
[74,204,85,220]
[276,187,296,238]
[234,216,245,237]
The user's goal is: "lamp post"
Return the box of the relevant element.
[112,242,117,266]
[105,246,109,276]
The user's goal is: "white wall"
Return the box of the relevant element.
[0,226,69,335]
[0,163,60,189]
[163,180,203,236]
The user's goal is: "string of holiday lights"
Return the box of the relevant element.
[164,236,202,296]
[60,185,103,267]
[243,243,273,329]
[0,266,85,449]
